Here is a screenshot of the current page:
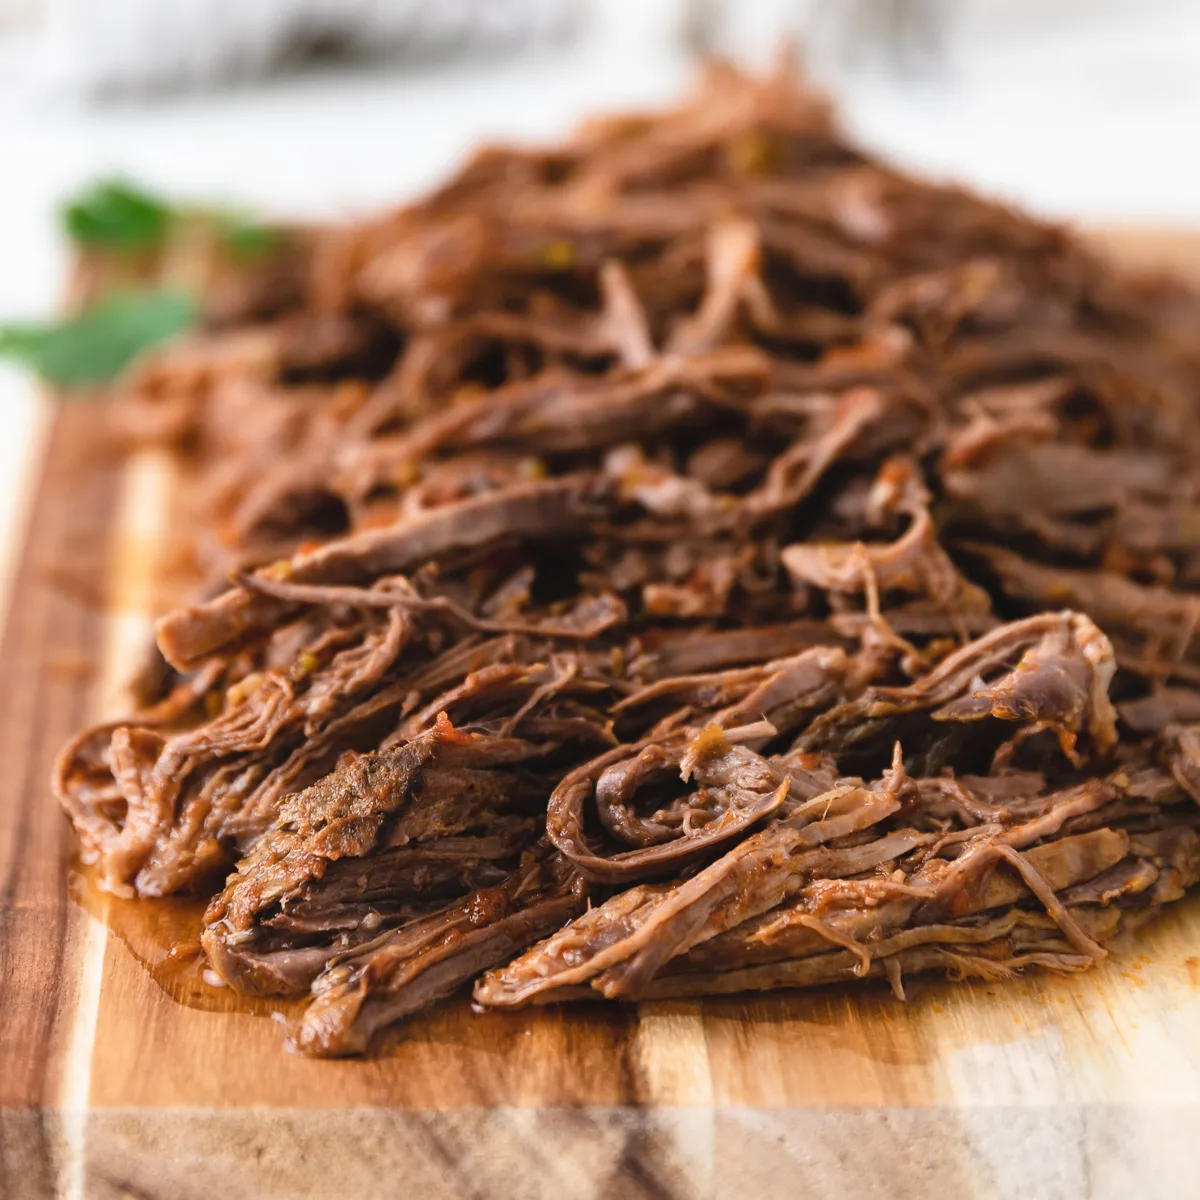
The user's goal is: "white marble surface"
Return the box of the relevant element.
[1,4,1200,590]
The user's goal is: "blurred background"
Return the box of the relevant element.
[1,0,1199,553]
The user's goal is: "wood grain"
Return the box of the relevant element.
[3,232,1200,1200]
[0,400,120,1197]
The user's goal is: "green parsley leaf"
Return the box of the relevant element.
[62,178,173,253]
[0,290,199,387]
[62,176,278,260]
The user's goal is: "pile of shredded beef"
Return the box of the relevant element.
[53,61,1200,1056]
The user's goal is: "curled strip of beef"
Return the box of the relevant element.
[799,611,1118,772]
[932,616,1117,759]
[964,543,1200,681]
[781,457,989,613]
[52,661,225,886]
[299,608,411,733]
[95,669,300,894]
[545,722,790,883]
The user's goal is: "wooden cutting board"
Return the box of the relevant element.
[3,231,1200,1200]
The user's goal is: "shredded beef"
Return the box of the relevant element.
[51,59,1200,1054]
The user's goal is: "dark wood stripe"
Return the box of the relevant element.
[0,401,121,1115]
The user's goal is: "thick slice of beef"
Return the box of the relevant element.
[673,826,1127,975]
[292,852,585,1056]
[637,924,1105,1001]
